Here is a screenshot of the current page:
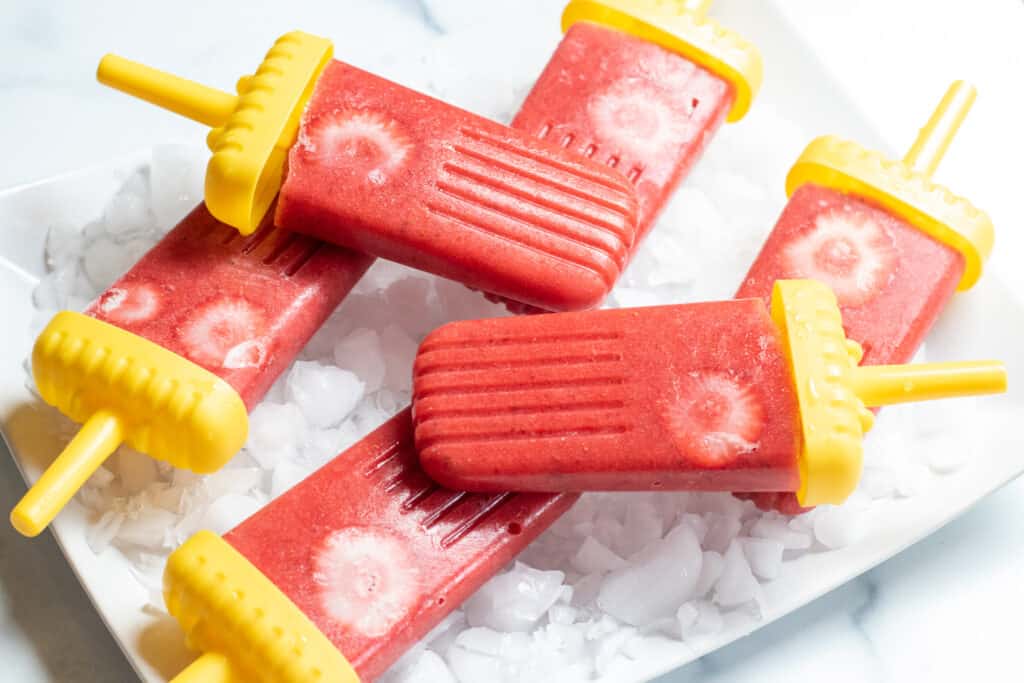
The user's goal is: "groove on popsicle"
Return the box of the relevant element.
[360,439,405,478]
[442,161,626,249]
[414,399,626,422]
[457,127,633,201]
[440,493,515,548]
[414,375,627,399]
[626,166,644,184]
[239,222,276,255]
[441,159,630,240]
[451,138,633,222]
[401,483,440,511]
[419,331,623,353]
[417,425,631,455]
[261,231,301,264]
[420,491,469,529]
[282,241,324,276]
[413,353,623,376]
[425,203,616,288]
[537,123,552,140]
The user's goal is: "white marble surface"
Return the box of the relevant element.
[1,1,1023,681]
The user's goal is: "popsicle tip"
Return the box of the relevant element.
[10,503,45,538]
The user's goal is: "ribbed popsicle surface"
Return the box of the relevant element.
[412,300,803,493]
[277,59,638,312]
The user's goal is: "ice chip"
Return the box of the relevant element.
[597,525,702,626]
[116,449,159,492]
[270,460,312,499]
[117,507,179,549]
[693,550,724,598]
[570,537,627,575]
[104,170,155,239]
[813,494,870,549]
[714,540,763,608]
[749,514,812,550]
[285,360,365,428]
[741,537,784,580]
[245,402,309,468]
[702,514,742,554]
[464,562,565,632]
[333,327,388,393]
[150,144,206,227]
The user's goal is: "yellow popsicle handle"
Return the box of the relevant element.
[849,360,1007,407]
[10,410,124,537]
[97,54,238,129]
[903,80,977,178]
[171,653,239,683]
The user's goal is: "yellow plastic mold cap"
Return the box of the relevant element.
[97,32,333,235]
[770,280,1007,507]
[786,81,993,291]
[562,0,762,121]
[165,530,359,683]
[11,312,248,537]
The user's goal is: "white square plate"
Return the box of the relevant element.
[2,2,1022,681]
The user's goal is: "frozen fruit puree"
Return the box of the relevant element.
[735,82,994,511]
[164,409,577,683]
[514,0,762,239]
[412,280,1006,506]
[11,205,372,538]
[98,32,640,313]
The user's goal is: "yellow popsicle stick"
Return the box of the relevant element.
[171,653,239,683]
[10,411,123,537]
[97,32,333,234]
[98,55,238,129]
[850,360,1006,407]
[772,280,1008,507]
[786,81,993,291]
[904,80,977,177]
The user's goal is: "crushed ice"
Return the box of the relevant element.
[23,9,978,681]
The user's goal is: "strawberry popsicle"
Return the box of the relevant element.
[163,409,577,683]
[734,82,994,513]
[515,0,762,239]
[96,32,639,312]
[12,205,372,537]
[412,280,1006,506]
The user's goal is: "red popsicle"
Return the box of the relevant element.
[164,409,577,683]
[98,32,639,313]
[13,205,372,537]
[411,280,1006,505]
[735,82,994,511]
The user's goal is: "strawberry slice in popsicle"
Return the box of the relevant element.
[96,31,640,312]
[735,82,994,511]
[162,409,577,683]
[12,205,372,537]
[411,280,1007,507]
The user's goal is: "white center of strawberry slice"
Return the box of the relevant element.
[93,285,160,324]
[313,527,422,639]
[664,372,764,467]
[783,211,898,307]
[298,111,412,184]
[588,84,684,158]
[178,297,266,370]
